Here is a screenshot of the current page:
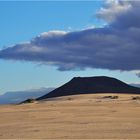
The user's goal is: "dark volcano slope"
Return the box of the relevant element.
[37,76,140,100]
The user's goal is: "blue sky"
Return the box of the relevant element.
[0,1,140,95]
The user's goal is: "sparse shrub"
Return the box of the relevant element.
[21,98,36,104]
[67,97,72,100]
[132,96,140,100]
[111,96,118,99]
[103,96,112,98]
[102,95,118,99]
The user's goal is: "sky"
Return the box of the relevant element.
[0,0,140,95]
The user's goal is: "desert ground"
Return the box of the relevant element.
[0,93,140,139]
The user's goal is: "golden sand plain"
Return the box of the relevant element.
[0,93,140,139]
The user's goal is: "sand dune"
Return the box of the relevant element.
[0,93,140,139]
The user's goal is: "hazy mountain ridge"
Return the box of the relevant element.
[130,84,140,88]
[0,87,55,104]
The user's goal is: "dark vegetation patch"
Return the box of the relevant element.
[102,96,119,99]
[20,98,36,104]
[131,96,140,100]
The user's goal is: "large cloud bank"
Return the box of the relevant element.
[0,0,140,71]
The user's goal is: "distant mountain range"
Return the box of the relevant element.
[0,87,54,104]
[37,76,140,100]
[130,84,140,88]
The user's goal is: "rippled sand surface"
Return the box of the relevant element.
[0,93,140,139]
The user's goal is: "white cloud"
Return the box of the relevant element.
[97,0,131,22]
[0,1,140,71]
